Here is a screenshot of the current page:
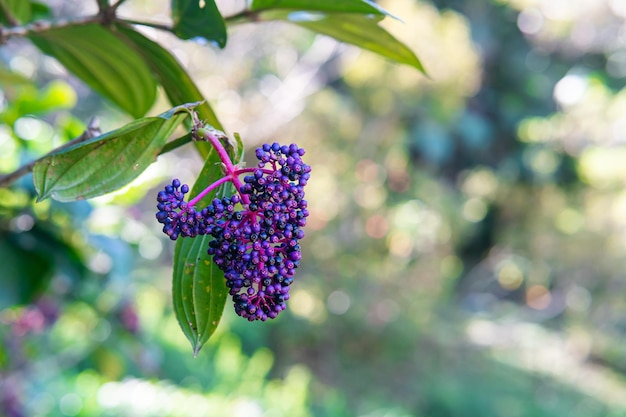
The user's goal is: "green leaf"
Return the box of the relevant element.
[33,104,194,202]
[250,0,397,19]
[171,0,227,48]
[29,24,157,118]
[264,12,425,73]
[30,1,51,20]
[172,136,243,355]
[114,24,222,159]
[0,0,31,24]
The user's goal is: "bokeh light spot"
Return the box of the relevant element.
[497,262,524,290]
[59,393,83,416]
[526,285,552,310]
[139,235,163,260]
[365,214,389,238]
[387,231,414,258]
[290,289,325,322]
[555,208,585,234]
[554,74,587,106]
[327,290,351,315]
[517,8,544,35]
[566,285,591,312]
[88,252,113,274]
[462,198,488,223]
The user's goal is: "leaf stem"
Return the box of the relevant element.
[159,133,193,156]
[0,117,101,188]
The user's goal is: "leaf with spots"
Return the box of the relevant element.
[33,104,195,202]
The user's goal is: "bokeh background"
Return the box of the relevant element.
[2,0,626,415]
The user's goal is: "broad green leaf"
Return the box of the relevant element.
[114,25,222,159]
[263,12,425,73]
[29,24,157,118]
[250,0,397,19]
[173,135,242,355]
[33,104,194,202]
[171,0,227,48]
[0,0,31,24]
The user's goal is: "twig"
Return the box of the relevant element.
[159,133,193,155]
[0,117,101,188]
[111,0,129,11]
[118,18,173,32]
[223,9,262,25]
[0,15,102,43]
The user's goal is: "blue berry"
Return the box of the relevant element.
[156,142,311,321]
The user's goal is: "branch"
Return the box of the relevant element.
[0,117,101,188]
[0,15,102,43]
[223,9,262,25]
[111,0,129,11]
[0,0,135,43]
[118,18,173,33]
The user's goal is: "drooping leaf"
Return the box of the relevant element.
[114,24,222,159]
[172,134,242,355]
[250,0,397,19]
[33,104,194,202]
[263,12,425,73]
[30,1,51,20]
[29,24,157,118]
[171,0,227,48]
[0,0,31,24]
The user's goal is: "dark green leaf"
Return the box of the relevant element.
[263,12,425,73]
[114,24,222,159]
[0,0,31,25]
[250,0,397,19]
[172,136,243,355]
[171,0,227,48]
[33,104,194,202]
[0,224,88,308]
[30,2,51,20]
[29,24,157,118]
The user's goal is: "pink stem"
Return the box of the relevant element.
[195,128,251,205]
[188,176,231,207]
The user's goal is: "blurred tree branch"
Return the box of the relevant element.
[0,117,101,188]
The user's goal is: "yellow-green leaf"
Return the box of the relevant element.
[250,0,397,19]
[263,12,426,73]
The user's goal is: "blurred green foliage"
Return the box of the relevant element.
[2,0,626,416]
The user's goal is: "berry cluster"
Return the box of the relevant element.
[156,141,311,321]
